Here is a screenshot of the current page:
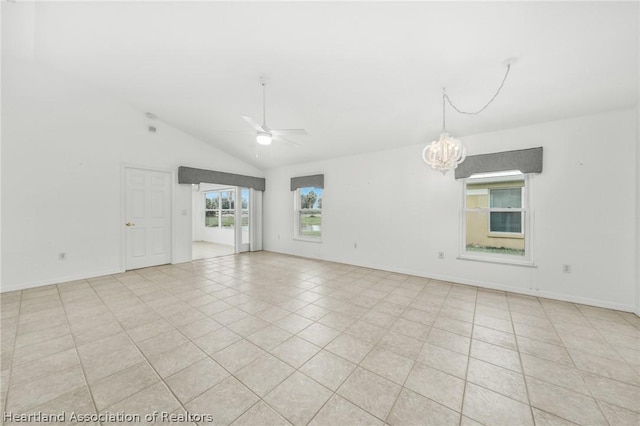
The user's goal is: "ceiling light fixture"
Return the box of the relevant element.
[256,132,273,145]
[423,58,516,175]
[211,77,307,152]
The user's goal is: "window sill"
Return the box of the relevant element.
[294,237,322,243]
[457,254,537,268]
[488,233,524,240]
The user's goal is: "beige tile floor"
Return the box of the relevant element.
[192,241,235,260]
[1,251,639,425]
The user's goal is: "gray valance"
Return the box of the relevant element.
[178,166,265,191]
[455,147,543,179]
[290,174,324,191]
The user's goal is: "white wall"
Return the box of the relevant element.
[1,57,262,291]
[636,105,640,316]
[264,109,638,312]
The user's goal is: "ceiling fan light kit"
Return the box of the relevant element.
[241,79,308,147]
[256,132,272,146]
[423,58,516,175]
[210,77,308,152]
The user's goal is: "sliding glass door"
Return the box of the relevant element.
[236,187,250,253]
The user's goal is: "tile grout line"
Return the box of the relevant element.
[264,271,370,421]
[542,301,614,425]
[111,270,257,416]
[506,293,538,425]
[158,260,636,422]
[54,281,102,419]
[457,283,479,426]
[304,273,416,426]
[382,277,455,425]
[188,268,482,422]
[3,254,639,426]
[83,271,194,418]
[243,269,390,425]
[116,274,269,419]
[580,307,640,386]
[119,269,335,424]
[297,271,393,424]
[2,289,23,416]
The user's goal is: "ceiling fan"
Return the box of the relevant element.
[215,78,308,147]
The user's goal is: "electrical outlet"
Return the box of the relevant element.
[59,252,66,261]
[438,251,445,259]
[277,234,280,240]
[562,264,572,274]
[354,243,358,249]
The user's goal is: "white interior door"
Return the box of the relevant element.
[125,167,172,270]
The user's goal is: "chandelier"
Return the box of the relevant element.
[423,60,515,174]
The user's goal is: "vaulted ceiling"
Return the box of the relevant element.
[5,1,639,169]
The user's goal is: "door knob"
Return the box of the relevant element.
[125,222,135,227]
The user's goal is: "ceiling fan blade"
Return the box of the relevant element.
[241,115,265,132]
[210,130,255,135]
[271,129,308,136]
[274,135,301,147]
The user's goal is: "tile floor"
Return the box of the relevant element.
[192,241,235,260]
[1,251,639,425]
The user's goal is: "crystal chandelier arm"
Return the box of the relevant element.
[444,64,512,116]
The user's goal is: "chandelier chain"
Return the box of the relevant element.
[426,61,514,174]
[442,64,512,130]
[262,82,267,126]
[442,90,446,131]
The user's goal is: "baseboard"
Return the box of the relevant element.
[0,268,124,293]
[264,248,637,314]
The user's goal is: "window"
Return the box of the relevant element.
[240,188,249,246]
[489,188,523,233]
[240,188,249,229]
[204,192,219,227]
[220,190,235,228]
[294,187,323,240]
[204,190,235,228]
[462,171,532,264]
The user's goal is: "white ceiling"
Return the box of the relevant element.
[7,1,639,169]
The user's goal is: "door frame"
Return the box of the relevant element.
[191,185,258,259]
[235,187,250,253]
[121,163,175,272]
